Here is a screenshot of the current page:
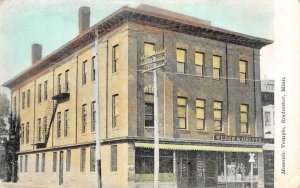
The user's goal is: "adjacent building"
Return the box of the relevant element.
[261,80,275,188]
[2,4,272,188]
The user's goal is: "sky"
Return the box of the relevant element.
[0,0,274,95]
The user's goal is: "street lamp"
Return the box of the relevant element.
[248,153,256,188]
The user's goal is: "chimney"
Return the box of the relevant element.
[31,43,42,64]
[78,7,90,33]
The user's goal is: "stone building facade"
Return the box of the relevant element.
[2,4,271,188]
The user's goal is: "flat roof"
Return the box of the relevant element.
[2,4,272,88]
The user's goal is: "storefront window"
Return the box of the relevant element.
[135,148,173,174]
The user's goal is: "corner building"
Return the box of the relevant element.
[3,5,272,188]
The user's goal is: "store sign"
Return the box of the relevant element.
[214,134,263,142]
[141,49,165,73]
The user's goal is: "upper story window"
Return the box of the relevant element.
[43,117,47,139]
[111,145,117,171]
[112,45,120,73]
[176,49,186,74]
[213,101,222,131]
[196,99,205,130]
[57,74,62,94]
[91,56,96,82]
[82,104,87,134]
[38,84,42,103]
[14,96,16,115]
[240,104,249,133]
[64,109,69,137]
[57,112,61,138]
[21,124,24,144]
[65,70,69,92]
[38,118,42,142]
[239,60,247,84]
[27,90,30,108]
[22,92,25,109]
[66,150,71,172]
[44,81,48,101]
[91,101,96,132]
[212,56,221,80]
[265,111,271,126]
[20,156,23,173]
[90,147,96,172]
[53,152,57,172]
[80,148,86,172]
[144,94,154,127]
[144,43,155,56]
[195,52,204,76]
[26,122,29,144]
[82,61,87,85]
[112,94,119,128]
[41,153,45,172]
[35,154,39,172]
[177,97,187,129]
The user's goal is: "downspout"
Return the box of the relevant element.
[106,39,109,139]
[75,56,79,144]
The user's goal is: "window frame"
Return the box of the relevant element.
[41,153,45,172]
[239,60,248,84]
[82,60,87,85]
[53,152,57,172]
[177,97,187,129]
[195,52,204,77]
[82,104,87,134]
[90,147,96,172]
[57,112,61,138]
[35,154,39,172]
[57,74,62,94]
[80,148,86,172]
[176,48,186,74]
[27,90,30,108]
[44,81,48,101]
[25,155,28,173]
[240,104,249,133]
[64,109,69,137]
[66,150,71,172]
[26,122,29,144]
[196,99,205,130]
[112,94,119,129]
[22,92,25,109]
[65,70,69,92]
[91,56,96,82]
[212,55,221,80]
[111,145,117,172]
[91,101,96,132]
[144,42,155,57]
[112,45,120,73]
[38,118,42,142]
[20,155,23,173]
[213,101,223,131]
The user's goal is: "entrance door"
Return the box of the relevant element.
[178,152,198,188]
[59,151,64,185]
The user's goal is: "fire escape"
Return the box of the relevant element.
[34,82,70,149]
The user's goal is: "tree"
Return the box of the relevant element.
[0,93,10,180]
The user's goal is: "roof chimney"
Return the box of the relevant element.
[31,43,42,64]
[78,7,90,33]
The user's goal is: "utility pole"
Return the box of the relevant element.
[141,49,165,188]
[94,28,101,188]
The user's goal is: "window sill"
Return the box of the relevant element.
[112,72,119,76]
[144,126,154,129]
[112,128,119,131]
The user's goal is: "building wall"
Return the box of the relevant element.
[127,22,262,140]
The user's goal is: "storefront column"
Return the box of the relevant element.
[173,150,178,188]
[224,152,227,188]
[257,152,265,188]
[128,143,135,188]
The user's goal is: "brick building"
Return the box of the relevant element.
[2,4,272,188]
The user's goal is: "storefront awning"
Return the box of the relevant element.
[135,143,263,153]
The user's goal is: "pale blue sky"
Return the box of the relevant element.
[0,0,274,94]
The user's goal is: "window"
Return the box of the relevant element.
[35,154,39,172]
[135,148,173,174]
[239,60,247,84]
[196,99,205,130]
[214,101,222,131]
[38,84,42,103]
[82,104,87,133]
[90,147,95,172]
[64,110,69,137]
[111,145,117,171]
[82,61,87,85]
[112,45,120,73]
[91,56,96,82]
[38,118,42,142]
[20,156,23,173]
[21,124,24,144]
[91,102,96,132]
[44,81,48,100]
[27,90,30,108]
[26,122,29,144]
[176,49,186,74]
[144,43,155,56]
[66,150,71,172]
[177,97,187,129]
[65,70,69,92]
[144,94,154,127]
[80,148,86,172]
[41,153,45,172]
[22,92,25,109]
[195,52,204,76]
[57,74,62,94]
[43,117,47,140]
[265,111,271,126]
[112,94,119,128]
[213,56,221,80]
[53,152,57,172]
[241,104,249,133]
[57,112,61,138]
[25,155,28,172]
